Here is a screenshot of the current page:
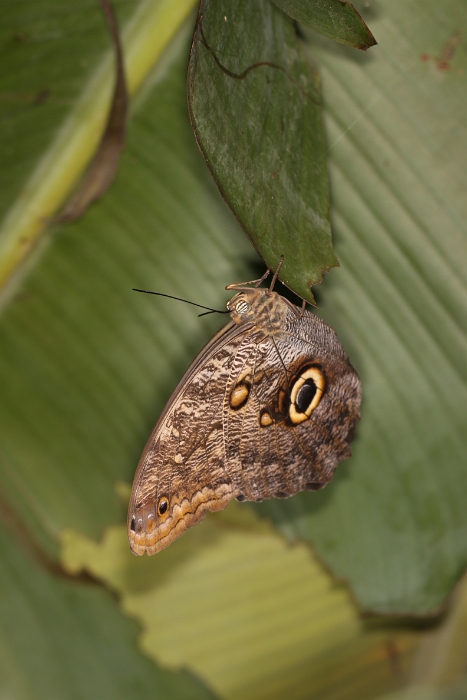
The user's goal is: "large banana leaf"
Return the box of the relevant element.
[1,0,467,698]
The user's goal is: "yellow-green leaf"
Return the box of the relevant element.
[62,502,421,700]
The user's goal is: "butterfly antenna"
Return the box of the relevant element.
[132,289,229,316]
[197,309,227,317]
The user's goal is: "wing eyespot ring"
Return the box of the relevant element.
[157,497,169,517]
[289,366,325,424]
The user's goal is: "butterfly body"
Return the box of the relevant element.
[128,287,361,556]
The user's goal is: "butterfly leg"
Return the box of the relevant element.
[267,255,284,294]
[227,254,288,294]
[225,269,270,291]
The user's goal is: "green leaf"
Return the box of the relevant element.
[271,0,376,50]
[254,0,467,613]
[1,9,467,691]
[187,0,337,303]
[61,504,422,700]
[0,524,215,700]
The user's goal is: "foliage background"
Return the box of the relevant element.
[1,1,467,699]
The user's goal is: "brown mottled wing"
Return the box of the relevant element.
[128,320,256,555]
[129,301,361,556]
[223,308,361,501]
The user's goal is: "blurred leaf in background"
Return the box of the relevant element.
[1,0,467,699]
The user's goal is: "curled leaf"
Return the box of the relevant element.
[57,0,127,223]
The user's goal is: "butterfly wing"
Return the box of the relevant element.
[222,308,361,501]
[128,289,361,556]
[128,320,254,555]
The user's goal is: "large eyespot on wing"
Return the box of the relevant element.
[265,328,361,492]
[289,366,325,425]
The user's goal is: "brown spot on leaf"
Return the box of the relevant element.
[436,32,461,71]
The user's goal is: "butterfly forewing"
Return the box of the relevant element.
[128,322,251,555]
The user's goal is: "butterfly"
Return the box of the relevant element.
[128,266,361,555]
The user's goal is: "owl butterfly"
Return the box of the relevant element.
[128,267,361,555]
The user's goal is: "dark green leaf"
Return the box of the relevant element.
[187,0,337,303]
[272,0,376,50]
